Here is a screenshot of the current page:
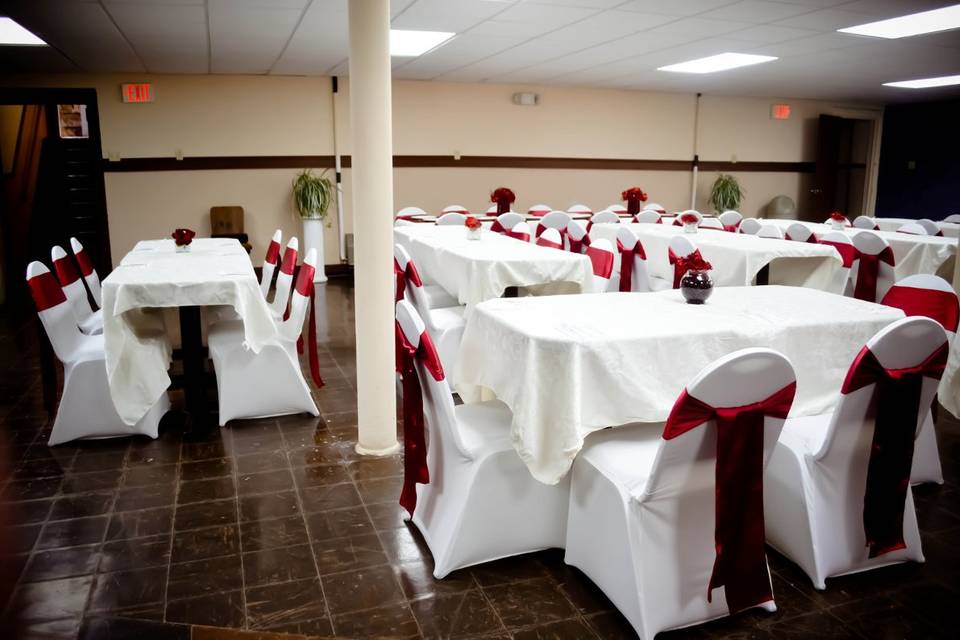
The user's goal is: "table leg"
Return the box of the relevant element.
[178,306,209,428]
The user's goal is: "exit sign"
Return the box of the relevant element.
[771,103,791,120]
[121,83,155,103]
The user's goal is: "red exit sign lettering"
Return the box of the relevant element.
[121,83,155,103]
[771,103,791,120]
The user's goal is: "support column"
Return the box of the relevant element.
[349,0,400,456]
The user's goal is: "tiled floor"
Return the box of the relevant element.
[1,278,959,640]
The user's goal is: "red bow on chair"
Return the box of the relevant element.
[842,343,948,558]
[616,238,646,292]
[785,232,817,244]
[568,233,591,254]
[668,249,706,289]
[535,223,568,244]
[853,246,895,302]
[489,220,506,234]
[28,270,67,311]
[74,247,95,278]
[663,381,797,613]
[882,286,960,332]
[295,263,325,389]
[504,229,531,243]
[265,238,281,265]
[393,258,423,303]
[586,246,615,279]
[818,240,857,268]
[395,323,446,516]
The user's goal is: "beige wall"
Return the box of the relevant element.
[1,73,878,264]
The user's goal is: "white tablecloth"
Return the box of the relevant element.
[394,225,593,309]
[875,217,960,238]
[589,223,843,291]
[102,238,277,425]
[762,219,957,279]
[456,286,904,484]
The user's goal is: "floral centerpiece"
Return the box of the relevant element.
[465,215,482,240]
[678,250,714,305]
[679,211,700,233]
[172,228,196,252]
[621,187,648,216]
[491,187,516,215]
[829,211,847,230]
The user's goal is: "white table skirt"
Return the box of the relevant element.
[102,238,277,425]
[589,223,843,291]
[875,217,960,238]
[762,219,957,279]
[394,225,593,309]
[456,286,904,484]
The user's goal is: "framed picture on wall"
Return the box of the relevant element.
[57,104,89,139]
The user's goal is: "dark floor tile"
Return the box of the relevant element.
[305,505,373,541]
[15,498,53,524]
[14,456,67,480]
[483,578,576,628]
[106,507,173,541]
[394,561,477,600]
[99,534,171,572]
[410,588,506,638]
[237,469,294,495]
[366,501,408,531]
[171,524,239,563]
[177,477,235,504]
[60,470,121,494]
[165,589,246,628]
[114,483,176,511]
[242,542,317,587]
[298,483,362,514]
[180,457,233,481]
[127,443,181,466]
[3,477,62,501]
[828,594,944,639]
[512,618,599,640]
[23,544,99,582]
[332,602,420,639]
[49,492,113,520]
[10,523,42,554]
[239,491,302,522]
[378,524,435,566]
[236,450,288,475]
[71,451,127,474]
[16,575,93,622]
[287,443,344,467]
[584,611,644,640]
[245,577,326,630]
[167,555,244,600]
[174,498,237,531]
[471,555,549,587]
[78,616,189,640]
[292,464,350,489]
[346,456,403,481]
[36,515,108,550]
[240,515,309,551]
[20,617,82,640]
[181,440,229,462]
[355,476,404,505]
[88,566,167,612]
[261,616,334,636]
[312,533,388,576]
[322,563,405,615]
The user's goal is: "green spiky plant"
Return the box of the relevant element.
[292,169,334,221]
[709,174,744,213]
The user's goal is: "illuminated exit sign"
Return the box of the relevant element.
[771,103,791,120]
[121,83,155,103]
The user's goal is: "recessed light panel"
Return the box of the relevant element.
[838,4,960,39]
[0,17,46,46]
[883,74,960,89]
[658,53,777,74]
[390,30,455,57]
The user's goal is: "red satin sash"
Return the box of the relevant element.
[504,230,531,243]
[668,249,705,289]
[841,344,947,557]
[265,239,281,265]
[853,246,895,302]
[882,286,959,332]
[393,258,423,303]
[489,220,506,234]
[280,246,298,275]
[663,382,796,613]
[53,255,80,286]
[785,233,817,244]
[74,249,95,277]
[395,324,445,516]
[537,236,564,250]
[28,271,67,311]
[293,263,324,388]
[568,233,591,254]
[586,246,614,278]
[616,238,646,292]
[818,240,857,268]
[723,224,739,233]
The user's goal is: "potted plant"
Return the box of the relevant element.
[292,169,334,283]
[709,174,744,214]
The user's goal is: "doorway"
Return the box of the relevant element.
[807,114,874,221]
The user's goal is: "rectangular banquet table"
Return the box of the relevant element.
[102,238,277,425]
[394,225,593,308]
[455,286,904,484]
[589,223,843,291]
[875,217,960,238]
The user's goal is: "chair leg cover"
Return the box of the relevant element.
[910,412,943,484]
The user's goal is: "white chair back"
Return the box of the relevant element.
[881,274,959,335]
[566,220,589,252]
[897,222,928,235]
[585,238,615,293]
[485,204,500,215]
[393,244,441,334]
[607,204,628,215]
[506,221,532,242]
[567,204,592,215]
[851,231,896,302]
[260,229,282,298]
[785,223,814,243]
[943,213,960,223]
[536,227,564,250]
[615,226,650,293]
[536,211,572,240]
[436,212,466,226]
[69,237,102,307]
[853,215,878,230]
[669,234,697,259]
[51,245,96,325]
[634,210,661,224]
[26,261,85,362]
[279,248,318,343]
[917,219,941,236]
[589,210,620,226]
[739,218,762,235]
[269,237,299,317]
[396,206,427,219]
[394,219,416,227]
[718,211,742,228]
[698,218,725,231]
[496,212,524,232]
[757,224,785,239]
[528,204,552,216]
[643,202,666,213]
[442,204,469,214]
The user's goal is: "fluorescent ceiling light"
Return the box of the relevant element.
[390,29,454,57]
[0,17,46,46]
[838,4,960,39]
[658,53,777,74]
[883,74,960,89]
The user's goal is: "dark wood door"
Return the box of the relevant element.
[809,114,846,221]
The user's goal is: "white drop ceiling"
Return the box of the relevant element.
[1,0,958,102]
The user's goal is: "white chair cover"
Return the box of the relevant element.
[917,219,942,236]
[492,212,524,234]
[566,348,796,639]
[943,213,960,223]
[588,210,620,227]
[853,215,878,230]
[566,220,590,254]
[567,203,592,215]
[396,206,428,219]
[442,204,469,214]
[718,210,743,229]
[535,211,572,247]
[260,229,282,299]
[757,224,785,239]
[51,245,102,335]
[785,222,815,243]
[897,222,929,236]
[584,238,615,293]
[851,231,896,302]
[824,215,852,227]
[70,237,102,308]
[536,227,565,251]
[613,226,650,293]
[634,210,661,224]
[739,218,762,235]
[764,317,944,589]
[268,237,299,319]
[436,212,467,226]
[818,230,856,296]
[643,202,666,213]
[698,218,725,231]
[528,204,552,216]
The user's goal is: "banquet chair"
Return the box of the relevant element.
[268,237,299,319]
[442,204,469,214]
[26,262,169,445]
[535,211,572,244]
[491,212,524,234]
[567,204,592,215]
[881,274,959,485]
[757,224,785,239]
[739,218,762,235]
[506,221,532,243]
[393,244,465,380]
[673,210,702,227]
[853,216,879,230]
[536,227,565,251]
[607,204,628,215]
[943,213,960,223]
[396,206,428,220]
[393,243,458,310]
[718,210,742,231]
[485,205,500,215]
[566,220,591,253]
[259,229,283,298]
[436,212,467,226]
[634,210,661,224]
[395,300,570,577]
[528,204,552,217]
[917,219,942,236]
[209,249,320,426]
[566,348,796,639]
[764,317,945,589]
[643,202,666,213]
[897,222,929,236]
[585,239,615,293]
[824,215,852,227]
[69,237,102,308]
[664,235,699,290]
[394,219,416,227]
[613,227,650,293]
[51,245,103,335]
[699,218,725,231]
[588,210,620,229]
[785,223,816,243]
[851,231,896,302]
[818,231,856,297]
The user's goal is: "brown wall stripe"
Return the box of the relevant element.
[102,155,817,173]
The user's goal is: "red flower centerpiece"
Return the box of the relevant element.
[465,215,482,240]
[621,187,648,216]
[678,250,714,305]
[172,228,196,251]
[828,211,847,230]
[491,187,516,215]
[679,212,700,226]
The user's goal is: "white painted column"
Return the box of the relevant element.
[349,0,399,456]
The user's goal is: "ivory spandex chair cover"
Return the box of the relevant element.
[614,226,650,292]
[698,218,725,231]
[393,241,458,310]
[718,210,742,231]
[536,227,564,251]
[584,239,615,293]
[489,212,523,235]
[853,216,879,230]
[944,213,960,223]
[588,210,620,229]
[208,249,320,426]
[566,348,796,639]
[764,317,945,589]
[739,218,762,235]
[535,211,572,247]
[442,204,469,214]
[757,224,785,239]
[785,223,816,243]
[662,235,699,291]
[881,274,960,484]
[917,219,943,236]
[898,222,929,236]
[268,238,299,319]
[818,231,856,296]
[634,210,661,224]
[396,206,427,220]
[436,212,467,226]
[528,204,552,216]
[396,300,569,578]
[394,244,466,382]
[851,231,896,302]
[567,204,592,215]
[260,229,283,298]
[70,237,102,307]
[27,262,168,445]
[643,202,666,214]
[566,220,591,253]
[52,245,103,335]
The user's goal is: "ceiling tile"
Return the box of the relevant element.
[725,24,820,44]
[270,1,348,75]
[774,8,891,31]
[698,1,818,23]
[105,3,208,74]
[393,33,524,78]
[616,0,746,17]
[491,2,597,27]
[391,0,512,32]
[645,16,755,38]
[208,4,303,73]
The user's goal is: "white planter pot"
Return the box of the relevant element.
[302,218,328,283]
